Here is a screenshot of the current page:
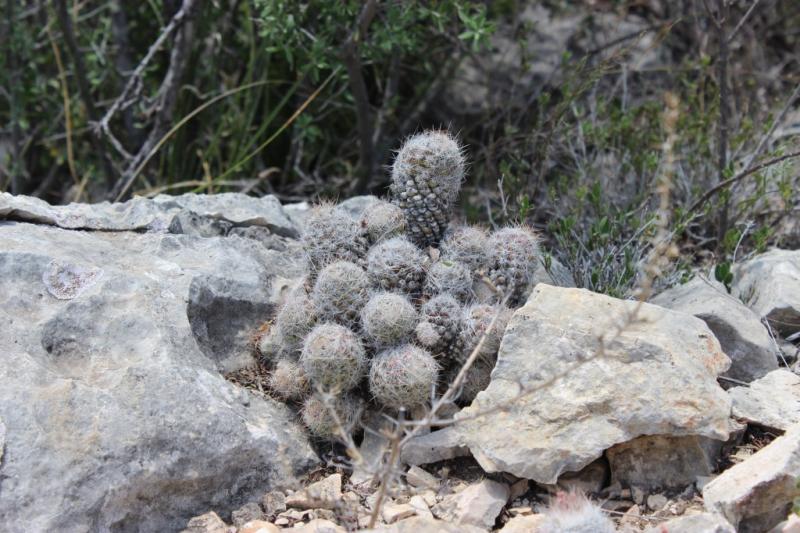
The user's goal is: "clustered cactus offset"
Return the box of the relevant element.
[257,130,543,440]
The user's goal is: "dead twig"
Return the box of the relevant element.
[687,149,800,213]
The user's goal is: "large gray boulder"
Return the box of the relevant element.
[441,285,733,484]
[651,275,778,383]
[0,194,318,532]
[733,249,800,337]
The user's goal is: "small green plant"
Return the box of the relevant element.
[714,262,734,292]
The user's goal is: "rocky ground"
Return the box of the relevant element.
[0,192,798,532]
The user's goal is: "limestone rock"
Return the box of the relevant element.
[499,514,546,533]
[0,191,298,237]
[400,426,470,466]
[651,276,778,382]
[0,195,317,532]
[405,466,440,490]
[454,286,733,483]
[729,369,800,430]
[261,491,287,518]
[285,474,342,511]
[181,512,232,533]
[703,424,800,532]
[607,435,723,490]
[531,255,576,289]
[382,503,417,524]
[408,495,434,519]
[289,519,346,533]
[231,502,265,528]
[239,521,280,533]
[366,516,486,532]
[432,479,509,529]
[645,512,736,533]
[733,249,800,336]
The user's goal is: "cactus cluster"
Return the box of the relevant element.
[257,130,542,439]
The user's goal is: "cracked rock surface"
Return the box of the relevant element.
[0,193,317,532]
[454,285,734,484]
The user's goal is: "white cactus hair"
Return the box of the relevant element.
[485,224,541,303]
[369,344,439,409]
[390,129,467,247]
[539,490,616,533]
[300,323,367,393]
[455,303,513,364]
[302,201,366,272]
[361,201,407,244]
[361,291,418,347]
[424,259,473,301]
[268,359,310,401]
[366,236,429,294]
[311,260,370,326]
[274,287,317,354]
[301,393,363,439]
[440,224,488,271]
[391,129,466,203]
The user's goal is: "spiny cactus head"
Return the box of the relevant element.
[300,323,367,393]
[455,303,513,364]
[274,288,317,353]
[361,201,407,244]
[269,359,310,402]
[302,202,367,273]
[414,321,442,351]
[301,393,363,440]
[369,344,439,409]
[416,293,463,355]
[390,130,465,247]
[485,225,540,304]
[424,259,473,301]
[311,260,370,326]
[361,292,418,347]
[539,491,616,533]
[440,224,488,271]
[366,236,429,295]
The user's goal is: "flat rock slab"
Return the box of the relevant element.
[729,369,800,430]
[645,512,735,533]
[0,191,298,236]
[365,516,486,532]
[651,275,778,382]
[285,474,342,510]
[432,479,510,529]
[454,285,733,484]
[703,424,800,533]
[733,248,800,336]
[0,195,317,532]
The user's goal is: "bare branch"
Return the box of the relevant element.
[727,0,762,43]
[109,0,199,201]
[96,2,191,136]
[688,149,800,213]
